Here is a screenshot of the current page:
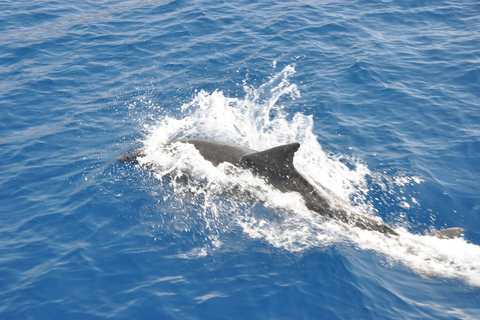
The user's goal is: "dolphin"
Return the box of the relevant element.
[118,139,465,239]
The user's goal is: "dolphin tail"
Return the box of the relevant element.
[432,227,465,239]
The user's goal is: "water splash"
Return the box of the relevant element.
[135,65,480,286]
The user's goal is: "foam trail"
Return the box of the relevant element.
[136,65,480,286]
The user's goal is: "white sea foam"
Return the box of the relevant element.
[137,65,480,286]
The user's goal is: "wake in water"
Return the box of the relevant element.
[129,65,480,286]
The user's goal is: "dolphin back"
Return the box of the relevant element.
[241,143,400,236]
[118,139,466,238]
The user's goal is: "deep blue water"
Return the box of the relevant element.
[1,0,480,319]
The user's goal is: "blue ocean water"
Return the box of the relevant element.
[1,0,480,319]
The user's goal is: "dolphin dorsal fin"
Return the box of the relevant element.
[241,143,300,176]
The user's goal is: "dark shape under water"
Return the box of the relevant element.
[118,139,465,239]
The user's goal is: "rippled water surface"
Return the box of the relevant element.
[1,0,480,319]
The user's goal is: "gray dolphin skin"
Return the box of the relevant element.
[119,139,465,239]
